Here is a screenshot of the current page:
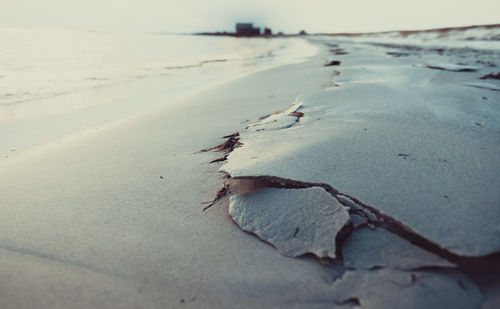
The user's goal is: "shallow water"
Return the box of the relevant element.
[0,28,317,155]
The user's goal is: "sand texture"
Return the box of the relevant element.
[222,38,500,258]
[229,187,349,258]
[0,56,343,308]
[217,31,500,307]
[1,26,500,308]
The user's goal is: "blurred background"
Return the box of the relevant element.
[1,0,499,34]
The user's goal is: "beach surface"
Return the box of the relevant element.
[1,26,500,308]
[0,45,339,308]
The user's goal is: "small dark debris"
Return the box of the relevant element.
[387,52,411,57]
[203,183,230,211]
[426,65,477,72]
[289,111,304,118]
[180,299,185,303]
[201,132,241,153]
[325,60,341,67]
[398,153,410,159]
[222,132,240,139]
[289,111,304,122]
[209,155,228,163]
[330,48,349,55]
[217,135,240,152]
[439,157,448,162]
[337,298,361,306]
[482,96,488,100]
[479,72,500,80]
[475,122,483,127]
[160,176,164,179]
[293,227,300,238]
[444,195,449,198]
[201,132,243,163]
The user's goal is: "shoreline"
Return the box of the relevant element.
[0,46,336,308]
[1,29,499,307]
[0,34,317,161]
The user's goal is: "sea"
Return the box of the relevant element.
[0,28,318,156]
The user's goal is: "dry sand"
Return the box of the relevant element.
[0,55,341,308]
[1,29,500,308]
[219,34,500,308]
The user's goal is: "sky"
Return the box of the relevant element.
[1,0,500,34]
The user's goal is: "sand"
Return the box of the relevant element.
[1,28,499,308]
[220,33,500,307]
[0,55,343,308]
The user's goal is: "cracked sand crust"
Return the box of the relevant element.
[201,36,500,307]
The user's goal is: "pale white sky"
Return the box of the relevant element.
[2,0,499,33]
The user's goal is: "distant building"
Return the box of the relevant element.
[235,23,261,36]
[299,30,307,35]
[263,28,272,36]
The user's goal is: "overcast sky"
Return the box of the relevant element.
[2,0,499,33]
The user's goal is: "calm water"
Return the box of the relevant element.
[0,28,317,155]
[0,28,315,107]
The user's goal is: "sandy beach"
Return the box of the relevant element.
[0,47,338,308]
[1,25,500,308]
